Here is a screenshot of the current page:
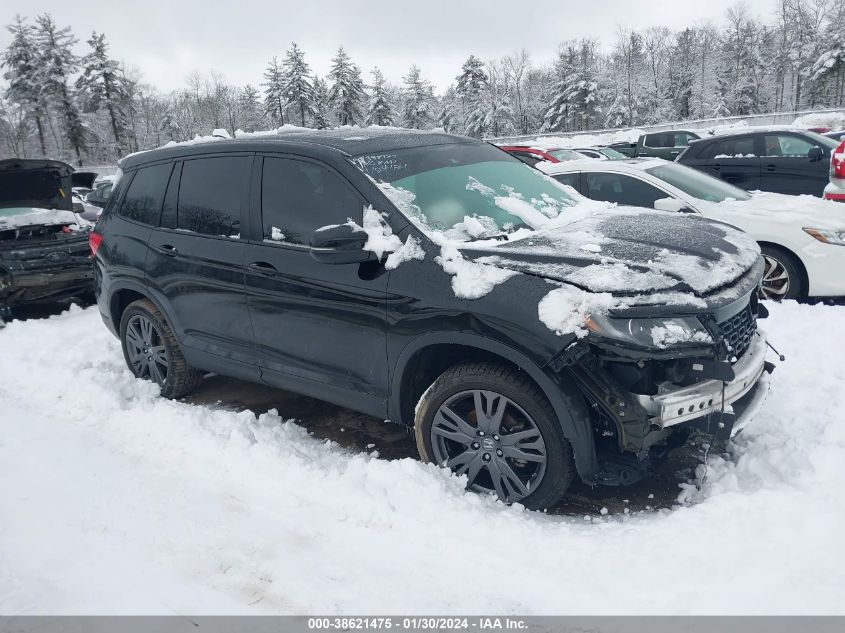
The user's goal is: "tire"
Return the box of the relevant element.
[415,362,576,510]
[759,244,804,301]
[119,298,204,399]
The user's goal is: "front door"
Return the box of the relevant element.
[760,133,828,196]
[244,155,390,416]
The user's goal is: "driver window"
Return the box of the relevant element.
[764,134,815,158]
[261,157,362,245]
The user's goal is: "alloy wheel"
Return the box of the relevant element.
[125,314,169,386]
[430,389,547,503]
[760,254,790,300]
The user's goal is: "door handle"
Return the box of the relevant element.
[713,164,721,171]
[157,244,178,256]
[766,164,776,171]
[248,261,278,275]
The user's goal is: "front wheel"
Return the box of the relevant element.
[415,363,575,510]
[759,245,803,301]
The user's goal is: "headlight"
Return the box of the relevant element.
[585,314,713,349]
[804,227,845,246]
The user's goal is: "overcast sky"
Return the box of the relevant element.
[2,0,777,93]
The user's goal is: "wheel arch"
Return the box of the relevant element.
[108,281,179,338]
[390,333,598,483]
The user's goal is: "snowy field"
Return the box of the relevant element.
[1,301,844,615]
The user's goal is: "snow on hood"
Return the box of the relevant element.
[700,191,845,231]
[462,206,761,297]
[0,208,83,231]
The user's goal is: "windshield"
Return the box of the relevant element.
[645,162,752,202]
[549,149,588,161]
[599,147,627,159]
[353,143,577,240]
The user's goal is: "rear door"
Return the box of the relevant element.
[145,154,257,375]
[760,132,828,196]
[244,154,390,416]
[699,135,761,191]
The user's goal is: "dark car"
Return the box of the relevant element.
[0,159,94,318]
[91,129,773,509]
[607,131,700,160]
[677,129,840,196]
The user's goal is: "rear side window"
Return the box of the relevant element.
[261,157,361,245]
[714,136,756,158]
[118,163,172,225]
[177,157,249,238]
[585,172,667,208]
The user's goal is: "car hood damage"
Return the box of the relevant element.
[460,207,762,302]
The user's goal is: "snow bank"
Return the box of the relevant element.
[792,111,845,131]
[1,302,844,615]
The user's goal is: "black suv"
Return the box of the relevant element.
[677,128,840,196]
[92,129,773,509]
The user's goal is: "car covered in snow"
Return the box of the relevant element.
[540,158,845,301]
[91,129,774,509]
[0,159,95,317]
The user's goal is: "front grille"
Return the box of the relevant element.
[718,305,757,359]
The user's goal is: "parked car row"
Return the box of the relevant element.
[85,128,778,509]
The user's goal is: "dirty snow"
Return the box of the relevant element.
[1,302,844,614]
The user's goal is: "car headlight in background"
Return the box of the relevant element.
[585,314,712,349]
[803,227,845,246]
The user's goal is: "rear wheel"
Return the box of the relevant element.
[119,299,204,398]
[415,363,575,510]
[759,245,803,301]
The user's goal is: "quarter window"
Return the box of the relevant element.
[118,163,172,225]
[585,172,667,208]
[177,157,249,238]
[261,157,361,245]
[553,173,581,191]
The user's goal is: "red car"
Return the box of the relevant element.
[499,145,587,167]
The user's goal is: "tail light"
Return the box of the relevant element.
[88,231,103,258]
[831,140,845,179]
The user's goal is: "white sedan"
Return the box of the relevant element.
[539,158,845,300]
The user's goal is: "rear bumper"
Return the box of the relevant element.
[633,331,770,429]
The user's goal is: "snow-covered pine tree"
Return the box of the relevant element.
[312,76,331,129]
[35,13,87,165]
[456,54,488,137]
[263,56,286,126]
[543,44,577,132]
[238,84,263,132]
[1,16,47,156]
[76,32,130,156]
[484,60,514,137]
[281,43,314,127]
[367,67,395,126]
[328,46,365,126]
[401,65,435,129]
[437,85,459,132]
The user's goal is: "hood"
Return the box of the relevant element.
[0,208,82,233]
[0,159,74,212]
[701,191,845,231]
[71,171,98,189]
[461,207,761,297]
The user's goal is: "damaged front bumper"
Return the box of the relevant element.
[632,330,771,435]
[0,265,94,307]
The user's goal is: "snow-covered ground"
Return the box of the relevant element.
[1,302,844,615]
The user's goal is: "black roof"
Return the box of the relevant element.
[121,128,477,169]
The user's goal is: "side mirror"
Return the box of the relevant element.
[654,197,684,212]
[809,146,825,162]
[309,223,373,264]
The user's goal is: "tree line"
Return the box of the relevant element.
[3,0,845,165]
